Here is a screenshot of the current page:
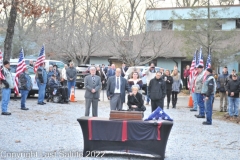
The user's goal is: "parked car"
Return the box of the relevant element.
[10,59,38,97]
[75,64,91,89]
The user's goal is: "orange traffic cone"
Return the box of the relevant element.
[188,96,193,108]
[70,86,77,102]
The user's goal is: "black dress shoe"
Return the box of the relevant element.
[202,121,211,125]
[21,108,29,110]
[37,102,44,105]
[1,112,11,115]
[42,102,46,104]
[196,115,205,118]
[190,109,197,111]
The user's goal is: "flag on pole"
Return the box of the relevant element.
[197,47,204,67]
[188,49,198,89]
[34,45,45,73]
[14,48,27,95]
[0,49,3,66]
[0,50,5,80]
[205,48,211,69]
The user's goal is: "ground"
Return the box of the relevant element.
[0,89,239,160]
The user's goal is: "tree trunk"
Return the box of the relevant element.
[4,0,18,61]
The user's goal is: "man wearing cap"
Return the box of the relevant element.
[194,65,205,118]
[18,68,33,110]
[36,63,47,105]
[226,73,240,120]
[1,60,14,115]
[201,68,216,125]
[216,66,228,112]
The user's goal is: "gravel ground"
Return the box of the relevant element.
[0,96,239,160]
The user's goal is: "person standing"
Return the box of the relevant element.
[66,62,77,98]
[107,64,116,78]
[190,67,199,112]
[53,64,61,81]
[217,66,228,112]
[84,67,101,116]
[96,66,105,100]
[61,64,68,86]
[144,63,157,105]
[183,65,190,90]
[226,73,240,120]
[47,65,54,80]
[29,60,34,67]
[128,71,143,90]
[1,61,14,115]
[163,70,173,109]
[171,69,181,109]
[19,68,33,110]
[194,65,205,118]
[201,68,216,125]
[36,63,47,105]
[121,63,128,77]
[148,71,166,111]
[106,68,131,111]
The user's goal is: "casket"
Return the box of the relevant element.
[109,110,143,120]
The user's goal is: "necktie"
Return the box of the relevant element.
[117,77,119,89]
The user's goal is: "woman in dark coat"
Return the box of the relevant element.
[127,85,145,111]
[163,70,173,109]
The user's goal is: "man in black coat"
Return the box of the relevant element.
[148,72,166,111]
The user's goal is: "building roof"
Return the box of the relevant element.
[90,31,187,58]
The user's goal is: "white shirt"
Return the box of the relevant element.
[114,76,121,93]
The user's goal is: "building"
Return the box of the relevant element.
[146,5,240,73]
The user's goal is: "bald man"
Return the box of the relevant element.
[106,68,131,110]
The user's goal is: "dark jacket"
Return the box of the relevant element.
[163,75,173,91]
[148,77,166,100]
[226,79,240,98]
[201,74,215,97]
[96,70,105,82]
[106,76,131,103]
[217,72,228,92]
[127,92,144,111]
[128,79,143,90]
[121,67,128,77]
[66,67,77,81]
[19,72,33,91]
[49,78,61,89]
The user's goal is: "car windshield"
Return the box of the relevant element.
[10,65,35,75]
[50,61,64,69]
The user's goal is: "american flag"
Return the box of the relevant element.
[0,50,5,80]
[34,45,45,73]
[197,47,204,67]
[14,48,27,95]
[0,49,3,66]
[188,50,198,89]
[145,107,173,121]
[205,48,211,69]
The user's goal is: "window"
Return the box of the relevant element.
[147,20,161,31]
[27,66,35,75]
[236,19,240,29]
[162,20,173,30]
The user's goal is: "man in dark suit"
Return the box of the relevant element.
[121,63,128,77]
[106,68,132,110]
[84,67,102,117]
[107,64,116,78]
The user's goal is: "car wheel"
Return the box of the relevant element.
[77,84,84,89]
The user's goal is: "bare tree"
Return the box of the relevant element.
[1,0,49,61]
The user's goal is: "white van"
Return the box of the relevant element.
[24,59,65,72]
